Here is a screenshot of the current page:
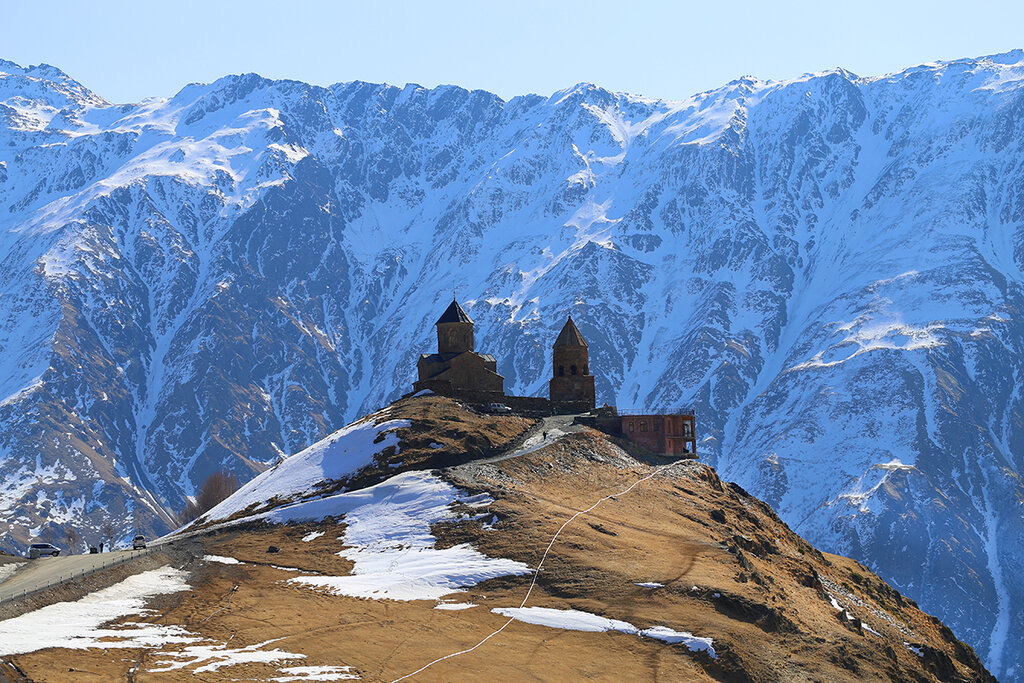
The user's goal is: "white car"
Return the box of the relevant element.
[486,403,512,414]
[28,543,61,559]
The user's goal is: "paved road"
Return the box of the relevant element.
[0,548,152,603]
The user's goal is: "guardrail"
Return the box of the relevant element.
[616,408,696,416]
[0,547,153,604]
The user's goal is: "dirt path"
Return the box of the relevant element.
[0,399,995,682]
[480,413,584,464]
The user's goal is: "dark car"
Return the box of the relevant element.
[28,543,60,559]
[132,535,147,550]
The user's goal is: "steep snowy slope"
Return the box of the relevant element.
[0,52,1022,678]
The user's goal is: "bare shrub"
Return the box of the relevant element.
[179,470,240,524]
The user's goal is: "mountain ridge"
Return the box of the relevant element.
[0,51,1022,678]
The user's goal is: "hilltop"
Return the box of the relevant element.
[2,51,1024,677]
[0,396,995,682]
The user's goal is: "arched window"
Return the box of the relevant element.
[571,364,578,375]
[558,366,565,377]
[628,421,635,432]
[640,421,648,432]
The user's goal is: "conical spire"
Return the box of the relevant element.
[554,316,587,347]
[436,297,473,325]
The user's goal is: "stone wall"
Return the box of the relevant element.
[437,322,474,354]
[407,383,577,418]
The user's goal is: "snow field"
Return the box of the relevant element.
[201,418,410,523]
[0,566,191,655]
[273,471,530,601]
[0,566,359,678]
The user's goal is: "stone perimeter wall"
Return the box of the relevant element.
[408,382,589,417]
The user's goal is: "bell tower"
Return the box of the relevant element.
[435,297,474,355]
[549,316,596,410]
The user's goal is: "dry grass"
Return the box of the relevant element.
[3,400,993,682]
[189,395,535,529]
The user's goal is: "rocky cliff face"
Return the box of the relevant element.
[0,52,1022,678]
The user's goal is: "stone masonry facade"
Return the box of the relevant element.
[411,297,696,457]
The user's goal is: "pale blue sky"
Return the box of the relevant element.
[2,0,1021,103]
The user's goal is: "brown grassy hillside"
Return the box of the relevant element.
[1,397,994,682]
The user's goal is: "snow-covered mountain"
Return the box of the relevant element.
[0,51,1022,678]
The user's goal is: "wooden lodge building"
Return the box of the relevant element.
[413,297,697,458]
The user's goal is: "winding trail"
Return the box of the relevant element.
[389,456,684,682]
[480,413,584,464]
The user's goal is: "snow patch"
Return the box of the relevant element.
[0,563,20,584]
[0,567,190,655]
[272,666,359,681]
[149,638,304,674]
[434,602,477,611]
[492,607,716,658]
[494,606,634,633]
[255,471,532,601]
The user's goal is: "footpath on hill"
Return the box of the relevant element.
[0,396,997,682]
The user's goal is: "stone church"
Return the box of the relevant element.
[413,298,596,411]
[413,298,504,395]
[411,297,695,457]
